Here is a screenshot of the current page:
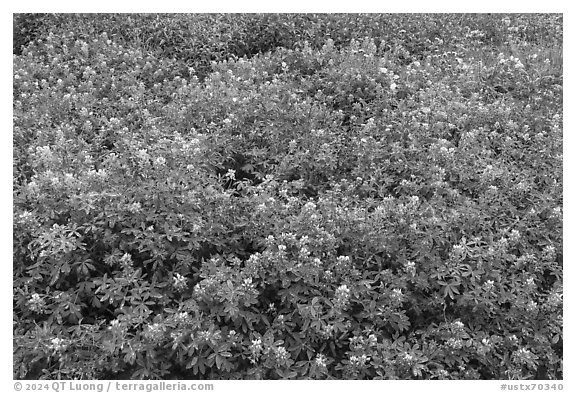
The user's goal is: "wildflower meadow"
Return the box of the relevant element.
[13,13,562,380]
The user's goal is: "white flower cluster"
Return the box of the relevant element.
[446,337,464,350]
[495,237,509,252]
[173,312,190,324]
[367,334,378,347]
[450,244,466,261]
[546,292,562,308]
[452,320,465,330]
[135,149,149,162]
[498,54,525,69]
[437,144,455,158]
[514,253,535,269]
[542,245,556,262]
[302,201,317,213]
[311,257,322,269]
[319,324,335,339]
[241,277,256,291]
[119,253,132,266]
[477,337,492,355]
[315,353,328,368]
[107,319,123,335]
[481,164,497,182]
[525,277,536,290]
[391,288,403,303]
[404,261,416,276]
[525,300,538,313]
[194,277,216,297]
[401,353,414,364]
[126,202,142,214]
[514,181,529,192]
[483,280,495,291]
[349,354,370,368]
[143,323,165,343]
[334,284,351,309]
[154,156,166,167]
[35,145,55,164]
[193,329,216,344]
[513,348,537,366]
[335,255,351,271]
[16,210,35,226]
[508,229,521,243]
[172,273,188,292]
[274,346,290,363]
[48,337,68,352]
[249,338,263,363]
[550,206,562,221]
[244,254,261,277]
[27,293,47,313]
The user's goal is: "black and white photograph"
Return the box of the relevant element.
[11,9,564,386]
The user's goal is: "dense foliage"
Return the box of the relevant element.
[13,14,562,380]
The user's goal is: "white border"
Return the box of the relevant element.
[4,6,571,391]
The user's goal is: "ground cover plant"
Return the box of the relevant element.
[13,13,562,380]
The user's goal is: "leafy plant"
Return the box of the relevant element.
[14,13,562,380]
